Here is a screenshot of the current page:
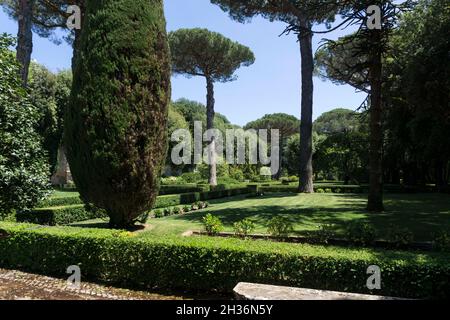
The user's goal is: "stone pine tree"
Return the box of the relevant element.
[1,0,35,86]
[210,0,337,193]
[64,0,171,228]
[315,0,409,211]
[168,28,255,186]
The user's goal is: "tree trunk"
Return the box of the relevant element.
[298,22,314,193]
[206,77,217,186]
[367,30,384,212]
[16,0,34,87]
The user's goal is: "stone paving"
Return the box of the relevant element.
[0,268,186,300]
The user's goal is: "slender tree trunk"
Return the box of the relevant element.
[16,0,34,87]
[298,22,314,193]
[206,77,217,186]
[367,30,384,212]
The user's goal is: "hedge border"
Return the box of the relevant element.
[0,222,449,299]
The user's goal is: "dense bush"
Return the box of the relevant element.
[16,205,106,226]
[233,219,256,238]
[65,0,171,228]
[433,230,450,252]
[0,222,449,298]
[0,35,50,216]
[267,216,294,237]
[37,195,83,208]
[345,222,377,246]
[158,185,205,195]
[387,226,414,248]
[180,172,202,183]
[202,213,223,235]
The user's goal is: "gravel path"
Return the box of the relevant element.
[0,268,186,300]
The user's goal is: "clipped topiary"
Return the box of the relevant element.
[64,0,171,228]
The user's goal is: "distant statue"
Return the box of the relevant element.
[50,145,73,187]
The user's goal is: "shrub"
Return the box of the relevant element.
[163,208,173,217]
[387,226,414,248]
[15,205,106,226]
[64,0,171,228]
[1,222,448,298]
[267,216,294,237]
[158,185,204,195]
[202,213,223,235]
[154,187,251,209]
[345,222,377,246]
[180,172,202,183]
[37,196,83,208]
[313,224,336,244]
[172,207,181,215]
[183,205,191,213]
[288,176,299,182]
[153,210,164,218]
[334,188,342,194]
[161,176,185,185]
[433,230,450,252]
[233,219,255,238]
[0,35,50,216]
[316,188,325,193]
[324,188,333,193]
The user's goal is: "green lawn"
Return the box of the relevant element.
[72,192,450,241]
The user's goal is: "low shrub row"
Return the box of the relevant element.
[154,187,251,209]
[259,185,366,194]
[158,184,209,195]
[16,205,106,226]
[153,201,209,218]
[0,222,449,298]
[36,196,83,208]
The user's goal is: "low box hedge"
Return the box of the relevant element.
[16,205,106,226]
[158,184,207,195]
[259,185,365,194]
[36,196,83,208]
[154,187,251,208]
[0,222,449,299]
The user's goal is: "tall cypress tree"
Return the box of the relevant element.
[65,0,171,228]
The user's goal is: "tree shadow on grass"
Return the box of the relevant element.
[173,193,450,241]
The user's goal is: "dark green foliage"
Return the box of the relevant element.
[1,222,449,298]
[0,34,50,215]
[16,205,106,226]
[158,185,205,195]
[28,64,72,173]
[64,0,171,228]
[169,29,255,83]
[154,187,252,209]
[345,222,377,246]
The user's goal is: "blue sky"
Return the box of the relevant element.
[0,0,366,126]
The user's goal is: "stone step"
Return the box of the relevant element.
[233,282,406,300]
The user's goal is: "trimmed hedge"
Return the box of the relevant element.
[154,187,251,208]
[0,222,449,298]
[36,196,83,208]
[259,185,365,194]
[158,184,208,195]
[16,206,107,226]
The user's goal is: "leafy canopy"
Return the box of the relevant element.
[0,33,50,215]
[169,28,255,82]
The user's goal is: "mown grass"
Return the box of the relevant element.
[72,192,450,241]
